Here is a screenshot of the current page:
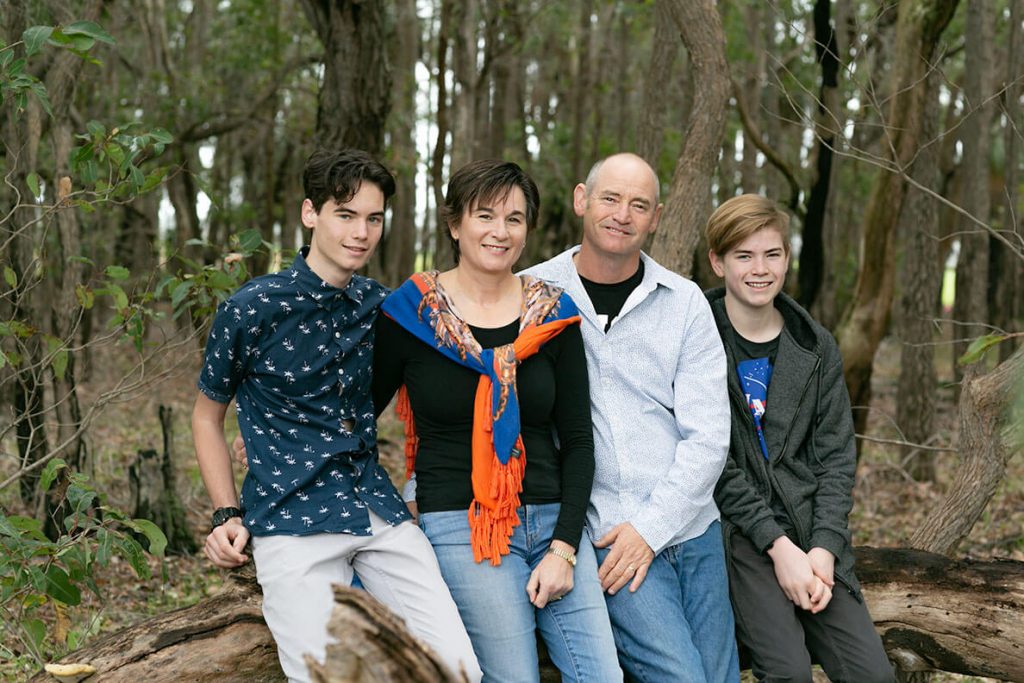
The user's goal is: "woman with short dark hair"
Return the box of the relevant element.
[374,159,621,682]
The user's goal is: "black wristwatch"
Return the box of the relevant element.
[211,506,244,529]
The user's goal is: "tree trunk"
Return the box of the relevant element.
[996,0,1023,362]
[300,0,391,155]
[796,0,840,310]
[648,0,730,278]
[129,406,196,555]
[909,345,1024,555]
[736,1,765,195]
[37,549,1024,681]
[449,0,479,170]
[894,70,943,482]
[431,0,455,269]
[374,0,418,288]
[636,0,679,169]
[951,0,994,391]
[836,0,959,439]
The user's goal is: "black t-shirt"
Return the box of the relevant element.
[725,326,794,535]
[728,328,780,365]
[579,262,645,332]
[372,314,594,548]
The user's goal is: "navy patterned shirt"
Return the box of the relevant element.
[198,248,411,536]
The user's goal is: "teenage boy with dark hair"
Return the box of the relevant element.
[193,149,480,683]
[705,193,893,683]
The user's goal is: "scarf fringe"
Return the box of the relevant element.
[395,386,418,480]
[468,446,525,565]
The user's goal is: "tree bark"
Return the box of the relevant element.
[36,549,1024,681]
[996,0,1023,361]
[129,406,196,555]
[373,0,418,288]
[836,0,959,438]
[894,70,944,482]
[857,547,1024,680]
[796,0,840,310]
[648,0,730,278]
[951,0,994,391]
[910,345,1024,555]
[636,0,678,169]
[300,0,391,155]
[308,585,467,682]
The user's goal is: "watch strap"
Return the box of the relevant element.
[548,545,577,567]
[211,506,244,529]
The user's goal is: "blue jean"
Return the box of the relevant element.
[597,520,739,683]
[420,503,622,683]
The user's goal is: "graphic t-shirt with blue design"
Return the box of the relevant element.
[731,331,780,460]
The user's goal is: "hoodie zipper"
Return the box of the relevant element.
[768,355,821,549]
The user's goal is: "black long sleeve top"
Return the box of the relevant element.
[372,313,595,549]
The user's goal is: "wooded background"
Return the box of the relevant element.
[2,0,1023,680]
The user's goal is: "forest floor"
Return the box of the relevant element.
[1,327,1021,682]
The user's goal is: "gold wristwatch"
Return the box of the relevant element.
[548,546,577,567]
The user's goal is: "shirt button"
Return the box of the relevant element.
[335,332,341,338]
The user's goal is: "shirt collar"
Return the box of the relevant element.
[289,247,366,305]
[557,245,681,292]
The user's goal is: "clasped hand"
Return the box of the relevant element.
[767,536,834,613]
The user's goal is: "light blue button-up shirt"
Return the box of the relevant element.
[524,247,729,553]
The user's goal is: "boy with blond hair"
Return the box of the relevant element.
[705,194,892,682]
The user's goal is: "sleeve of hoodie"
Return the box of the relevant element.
[807,338,857,559]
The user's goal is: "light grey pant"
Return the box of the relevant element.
[253,511,482,683]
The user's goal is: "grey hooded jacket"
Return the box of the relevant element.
[706,288,862,598]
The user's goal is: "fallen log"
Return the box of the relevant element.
[856,546,1024,681]
[31,548,1024,682]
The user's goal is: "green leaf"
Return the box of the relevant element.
[0,47,14,69]
[65,484,96,516]
[4,266,17,289]
[62,21,115,45]
[105,265,130,280]
[23,618,46,649]
[26,172,40,198]
[170,279,193,308]
[141,167,169,193]
[44,565,81,605]
[115,536,150,580]
[130,165,144,189]
[38,458,67,493]
[4,515,47,542]
[108,283,129,311]
[22,26,53,56]
[85,120,105,139]
[236,229,263,254]
[958,334,1007,366]
[126,518,168,557]
[75,284,95,309]
[45,336,68,381]
[149,127,173,145]
[30,82,52,117]
[96,528,112,566]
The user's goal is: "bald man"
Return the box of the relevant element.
[524,153,739,682]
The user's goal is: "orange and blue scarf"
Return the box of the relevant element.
[381,271,580,565]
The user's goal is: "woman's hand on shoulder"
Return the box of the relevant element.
[526,540,575,609]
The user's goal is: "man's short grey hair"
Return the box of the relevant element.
[583,154,661,204]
